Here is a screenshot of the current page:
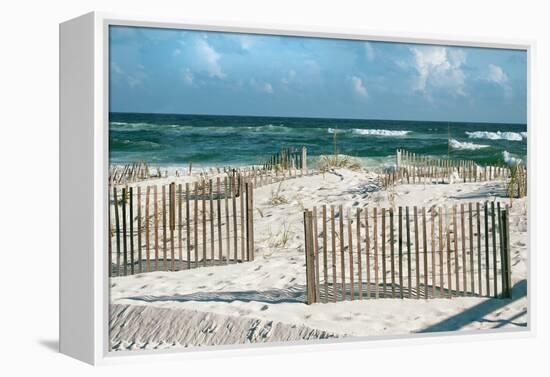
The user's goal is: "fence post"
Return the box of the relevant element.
[304,210,316,305]
[301,146,307,171]
[502,207,512,298]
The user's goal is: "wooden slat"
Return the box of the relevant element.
[347,208,354,300]
[217,178,222,262]
[185,183,191,269]
[202,183,207,266]
[129,187,135,275]
[453,205,459,297]
[137,187,142,274]
[398,206,403,299]
[240,177,245,261]
[356,208,362,300]
[323,205,329,303]
[373,207,379,299]
[476,202,482,296]
[224,177,230,263]
[491,201,498,297]
[405,206,411,299]
[194,182,199,268]
[162,185,167,271]
[339,205,346,301]
[498,202,505,297]
[113,187,121,276]
[122,188,128,276]
[381,208,387,297]
[461,204,467,296]
[390,209,396,298]
[414,206,420,299]
[331,205,337,302]
[446,207,452,298]
[422,207,428,299]
[169,183,175,272]
[438,207,444,297]
[313,207,321,301]
[431,206,435,298]
[232,177,238,262]
[145,186,150,272]
[178,184,183,271]
[365,207,371,299]
[303,210,313,305]
[484,201,490,296]
[209,180,215,263]
[468,203,474,295]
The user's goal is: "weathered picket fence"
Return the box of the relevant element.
[382,149,527,198]
[109,161,150,185]
[109,176,255,277]
[302,202,512,304]
[263,146,308,171]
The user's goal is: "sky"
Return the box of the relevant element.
[109,26,527,124]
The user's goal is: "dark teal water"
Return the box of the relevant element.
[109,112,527,168]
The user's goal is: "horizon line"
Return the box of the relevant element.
[108,110,526,126]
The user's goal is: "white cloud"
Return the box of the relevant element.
[488,64,508,84]
[182,68,194,86]
[410,46,466,96]
[262,83,274,94]
[364,42,375,61]
[249,78,274,94]
[195,38,224,79]
[487,64,512,98]
[111,62,145,88]
[281,69,296,85]
[351,76,368,97]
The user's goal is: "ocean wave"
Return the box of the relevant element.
[353,129,410,136]
[328,128,410,137]
[111,139,162,149]
[465,131,524,141]
[521,131,528,138]
[502,151,522,166]
[449,139,489,150]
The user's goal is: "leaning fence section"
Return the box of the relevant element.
[109,161,151,185]
[109,177,255,277]
[263,146,308,171]
[302,202,512,305]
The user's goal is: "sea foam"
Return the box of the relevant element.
[502,151,522,166]
[449,139,489,150]
[465,131,524,141]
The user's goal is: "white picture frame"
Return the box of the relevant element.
[59,11,534,365]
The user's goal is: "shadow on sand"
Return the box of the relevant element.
[417,279,527,333]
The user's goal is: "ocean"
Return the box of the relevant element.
[109,112,527,169]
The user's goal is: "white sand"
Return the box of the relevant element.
[110,167,528,350]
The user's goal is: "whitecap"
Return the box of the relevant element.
[502,151,522,166]
[352,129,410,136]
[465,131,523,141]
[449,139,489,150]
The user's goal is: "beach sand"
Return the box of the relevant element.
[109,166,528,351]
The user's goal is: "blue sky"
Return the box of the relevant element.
[109,26,527,124]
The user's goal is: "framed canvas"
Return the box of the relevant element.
[59,11,533,365]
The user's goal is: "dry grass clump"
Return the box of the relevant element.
[317,154,362,172]
[269,182,289,206]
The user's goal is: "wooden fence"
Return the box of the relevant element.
[383,149,527,198]
[109,176,255,277]
[263,146,307,171]
[109,161,150,185]
[302,202,512,304]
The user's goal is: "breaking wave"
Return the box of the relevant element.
[449,139,489,150]
[465,131,524,141]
